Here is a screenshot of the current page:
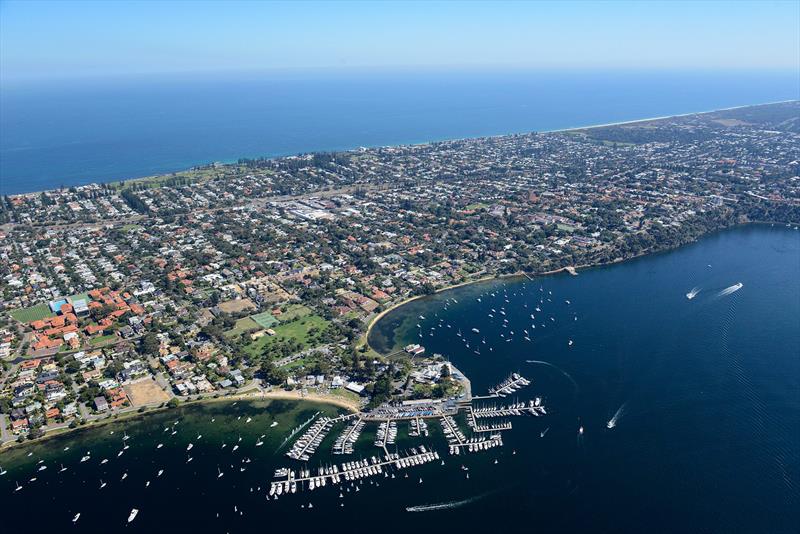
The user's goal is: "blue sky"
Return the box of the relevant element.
[1,0,798,80]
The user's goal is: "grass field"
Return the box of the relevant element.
[329,388,362,405]
[9,303,55,323]
[275,304,312,322]
[10,291,92,324]
[244,314,329,358]
[89,334,118,346]
[225,316,261,338]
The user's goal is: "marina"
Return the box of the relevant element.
[486,373,531,398]
[1,227,795,534]
[270,447,441,496]
[332,418,365,455]
[286,414,356,461]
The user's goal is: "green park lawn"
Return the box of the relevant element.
[243,314,329,358]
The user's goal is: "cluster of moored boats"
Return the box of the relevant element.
[374,420,398,447]
[449,434,504,455]
[270,447,440,496]
[472,421,513,432]
[489,373,531,397]
[332,419,365,455]
[286,417,334,461]
[473,398,546,418]
[440,415,468,445]
[408,418,429,437]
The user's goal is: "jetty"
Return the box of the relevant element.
[374,420,398,454]
[471,399,546,418]
[485,373,531,398]
[286,413,356,461]
[332,418,365,455]
[270,447,440,496]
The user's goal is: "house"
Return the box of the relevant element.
[230,369,245,386]
[94,396,109,412]
[11,418,29,434]
[345,382,366,395]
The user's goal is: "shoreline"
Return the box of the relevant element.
[2,224,791,452]
[0,388,358,453]
[6,100,796,198]
[364,220,792,355]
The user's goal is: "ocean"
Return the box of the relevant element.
[3,225,798,533]
[2,69,799,195]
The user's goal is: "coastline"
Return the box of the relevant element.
[6,222,787,452]
[0,388,358,453]
[545,99,798,133]
[364,221,793,355]
[6,100,797,198]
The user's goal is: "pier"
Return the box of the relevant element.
[332,418,364,455]
[287,413,356,461]
[270,447,440,496]
[486,373,531,398]
[471,399,546,418]
[374,420,397,455]
[448,433,504,455]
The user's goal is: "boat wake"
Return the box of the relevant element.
[686,287,700,300]
[525,360,579,392]
[406,491,491,512]
[717,282,743,297]
[607,403,626,429]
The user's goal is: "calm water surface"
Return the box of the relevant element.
[2,225,798,533]
[2,70,798,194]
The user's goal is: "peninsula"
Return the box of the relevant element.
[1,101,798,447]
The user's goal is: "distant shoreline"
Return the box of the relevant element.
[543,99,797,133]
[6,100,797,198]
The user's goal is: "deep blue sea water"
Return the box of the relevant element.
[2,69,798,194]
[2,225,798,534]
